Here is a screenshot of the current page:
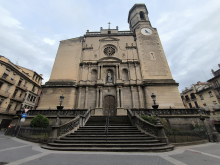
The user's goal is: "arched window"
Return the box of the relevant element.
[91,69,98,81]
[122,69,129,81]
[140,11,145,20]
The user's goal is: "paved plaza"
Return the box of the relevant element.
[0,132,220,165]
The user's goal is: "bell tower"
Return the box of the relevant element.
[127,4,184,109]
[128,4,151,32]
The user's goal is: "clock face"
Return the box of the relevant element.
[141,28,152,35]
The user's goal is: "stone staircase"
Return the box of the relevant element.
[42,116,174,152]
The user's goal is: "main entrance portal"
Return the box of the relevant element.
[103,95,116,116]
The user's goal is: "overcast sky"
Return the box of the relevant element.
[0,0,220,92]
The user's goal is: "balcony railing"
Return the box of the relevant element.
[0,74,16,85]
[0,89,10,98]
[11,95,24,102]
[17,83,28,91]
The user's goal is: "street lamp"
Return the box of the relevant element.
[55,94,65,126]
[198,110,212,142]
[151,93,161,125]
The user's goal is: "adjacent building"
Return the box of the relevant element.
[181,81,219,110]
[0,56,43,130]
[38,4,184,115]
[208,64,220,104]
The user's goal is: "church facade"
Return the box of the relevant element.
[38,4,184,115]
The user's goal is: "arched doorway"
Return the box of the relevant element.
[103,95,116,116]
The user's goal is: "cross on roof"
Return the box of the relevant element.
[108,22,111,29]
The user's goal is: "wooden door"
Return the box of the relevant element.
[103,96,116,116]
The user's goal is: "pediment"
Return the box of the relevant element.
[99,37,120,42]
[98,57,122,63]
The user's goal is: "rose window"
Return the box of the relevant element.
[104,46,115,56]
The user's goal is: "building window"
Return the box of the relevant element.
[11,74,15,80]
[104,46,115,56]
[33,74,35,80]
[188,103,192,108]
[19,92,23,97]
[208,91,213,97]
[0,99,4,106]
[140,11,145,20]
[6,102,12,111]
[32,86,35,92]
[218,90,220,95]
[18,78,23,86]
[14,104,18,111]
[213,80,220,88]
[2,69,10,78]
[190,93,196,99]
[24,81,27,86]
[30,96,34,102]
[5,85,10,92]
[33,97,36,103]
[12,89,18,98]
[213,101,217,105]
[0,81,3,89]
[194,101,199,108]
[27,94,31,101]
[200,95,204,100]
[185,95,190,101]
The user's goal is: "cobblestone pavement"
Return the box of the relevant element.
[0,132,220,165]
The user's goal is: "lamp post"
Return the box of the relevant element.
[198,110,212,142]
[151,93,161,125]
[55,94,65,126]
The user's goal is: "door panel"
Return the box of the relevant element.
[103,96,116,116]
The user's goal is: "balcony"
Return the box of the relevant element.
[0,107,15,115]
[0,89,10,98]
[0,74,16,85]
[17,83,28,91]
[11,95,24,102]
[213,105,220,110]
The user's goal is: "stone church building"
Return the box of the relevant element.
[38,4,184,115]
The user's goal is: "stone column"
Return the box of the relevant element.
[96,87,99,108]
[87,64,91,81]
[118,65,121,79]
[100,65,103,80]
[120,87,123,108]
[84,87,88,108]
[98,65,100,79]
[81,65,85,80]
[134,63,138,80]
[116,65,118,80]
[131,86,135,108]
[128,63,131,80]
[77,87,82,109]
[138,86,143,108]
[99,87,103,108]
[117,86,120,108]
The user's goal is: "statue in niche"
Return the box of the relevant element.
[107,71,112,82]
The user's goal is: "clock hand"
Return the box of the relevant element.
[145,30,149,33]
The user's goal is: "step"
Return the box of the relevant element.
[66,134,148,137]
[75,130,141,133]
[41,145,174,152]
[78,126,138,130]
[60,137,155,140]
[54,140,160,144]
[71,132,145,135]
[47,143,167,148]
